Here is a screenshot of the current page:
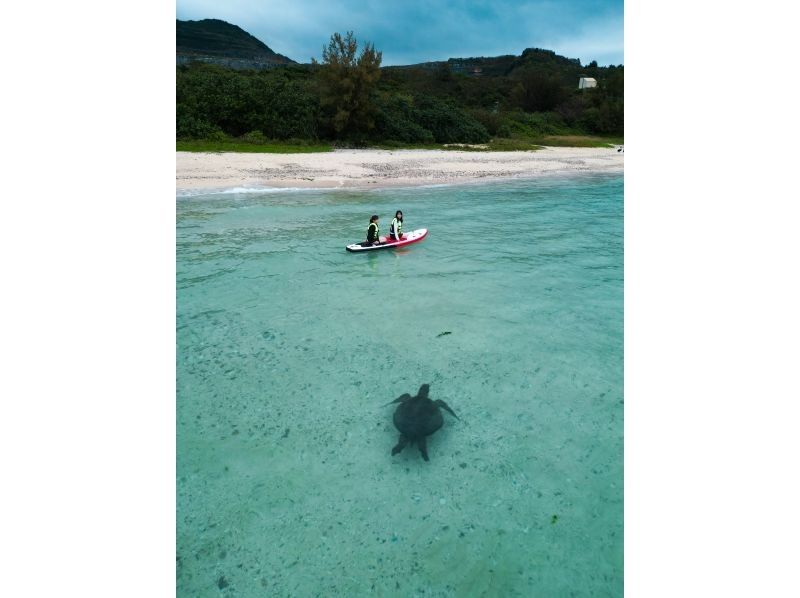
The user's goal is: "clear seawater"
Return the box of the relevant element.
[177,174,623,597]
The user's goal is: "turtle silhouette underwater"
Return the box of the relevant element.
[386,384,458,461]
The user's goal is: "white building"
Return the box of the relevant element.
[578,77,597,89]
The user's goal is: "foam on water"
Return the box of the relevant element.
[177,186,322,199]
[177,174,623,596]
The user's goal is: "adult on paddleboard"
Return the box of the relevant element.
[364,215,383,247]
[389,210,404,241]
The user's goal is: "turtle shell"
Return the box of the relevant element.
[393,398,444,438]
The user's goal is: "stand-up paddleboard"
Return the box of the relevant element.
[345,228,428,252]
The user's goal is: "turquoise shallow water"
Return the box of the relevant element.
[177,174,623,597]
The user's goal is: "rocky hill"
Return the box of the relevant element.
[388,48,584,77]
[177,19,295,70]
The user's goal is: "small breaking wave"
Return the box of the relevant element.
[176,186,321,199]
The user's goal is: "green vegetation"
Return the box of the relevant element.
[177,32,623,151]
[176,139,332,153]
[528,135,624,148]
[483,138,544,151]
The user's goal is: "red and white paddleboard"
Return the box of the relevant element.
[345,228,428,252]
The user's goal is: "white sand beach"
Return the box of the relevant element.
[176,146,623,191]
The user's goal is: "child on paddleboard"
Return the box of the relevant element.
[364,215,382,246]
[389,210,404,241]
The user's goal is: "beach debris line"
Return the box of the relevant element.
[385,383,458,461]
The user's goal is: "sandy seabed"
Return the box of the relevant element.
[176,147,623,192]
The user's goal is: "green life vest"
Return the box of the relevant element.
[368,221,379,241]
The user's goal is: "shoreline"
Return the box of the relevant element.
[176,146,623,193]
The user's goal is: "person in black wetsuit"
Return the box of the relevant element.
[389,210,404,241]
[363,214,382,246]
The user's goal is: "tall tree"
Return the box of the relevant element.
[312,31,382,140]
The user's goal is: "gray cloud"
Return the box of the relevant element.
[176,0,623,66]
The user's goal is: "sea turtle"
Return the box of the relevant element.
[386,384,458,461]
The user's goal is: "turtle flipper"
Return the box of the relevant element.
[434,399,459,419]
[385,393,412,407]
[418,436,430,461]
[391,434,408,456]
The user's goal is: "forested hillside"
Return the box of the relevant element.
[177,19,295,69]
[177,26,623,148]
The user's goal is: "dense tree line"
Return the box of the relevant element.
[177,33,623,145]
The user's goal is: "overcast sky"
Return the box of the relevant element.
[176,0,623,67]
